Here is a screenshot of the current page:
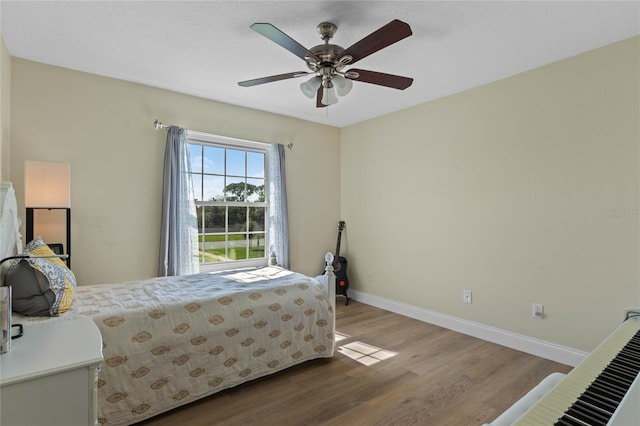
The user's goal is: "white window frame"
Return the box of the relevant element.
[187,130,270,273]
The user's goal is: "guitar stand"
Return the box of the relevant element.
[338,290,349,305]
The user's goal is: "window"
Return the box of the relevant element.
[187,131,268,270]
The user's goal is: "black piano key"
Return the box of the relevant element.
[579,391,618,414]
[616,349,640,363]
[626,338,640,347]
[605,363,638,381]
[598,370,632,390]
[616,344,640,364]
[589,381,625,402]
[577,398,614,417]
[563,403,608,426]
[610,355,640,372]
[616,352,640,369]
[556,415,590,426]
[582,387,621,409]
[603,365,635,382]
[602,365,636,384]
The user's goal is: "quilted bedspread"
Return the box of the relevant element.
[13,266,335,425]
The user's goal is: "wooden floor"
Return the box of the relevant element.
[139,300,572,426]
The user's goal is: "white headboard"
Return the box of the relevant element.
[0,182,23,259]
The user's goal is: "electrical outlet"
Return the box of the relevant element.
[532,303,544,319]
[463,290,472,304]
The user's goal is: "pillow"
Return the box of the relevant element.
[5,237,76,316]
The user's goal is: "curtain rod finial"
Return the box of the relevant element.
[287,143,294,150]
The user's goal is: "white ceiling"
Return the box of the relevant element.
[1,1,639,128]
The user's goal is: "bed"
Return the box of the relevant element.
[13,265,336,425]
[2,183,336,426]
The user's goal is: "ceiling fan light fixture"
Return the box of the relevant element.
[300,76,322,98]
[321,85,338,106]
[333,74,353,97]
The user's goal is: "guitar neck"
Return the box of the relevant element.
[333,221,345,267]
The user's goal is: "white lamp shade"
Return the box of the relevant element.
[321,86,339,105]
[333,74,353,97]
[300,76,322,99]
[25,161,70,208]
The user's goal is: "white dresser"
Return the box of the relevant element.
[0,318,103,426]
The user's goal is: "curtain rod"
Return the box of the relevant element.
[153,119,293,150]
[153,119,170,130]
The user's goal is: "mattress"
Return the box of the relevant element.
[12,266,335,425]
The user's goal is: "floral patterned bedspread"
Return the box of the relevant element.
[13,266,335,425]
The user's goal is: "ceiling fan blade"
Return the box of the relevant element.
[251,23,320,63]
[337,20,412,65]
[316,87,328,108]
[238,71,309,87]
[347,69,413,90]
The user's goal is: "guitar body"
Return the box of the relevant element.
[326,221,349,305]
[334,255,349,301]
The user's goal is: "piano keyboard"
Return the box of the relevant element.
[515,317,640,425]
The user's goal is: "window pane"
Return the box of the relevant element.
[199,206,222,264]
[249,233,265,259]
[203,240,224,263]
[227,149,245,177]
[249,207,265,232]
[228,206,247,233]
[196,205,204,263]
[228,234,248,260]
[203,146,224,175]
[203,206,225,234]
[196,205,202,230]
[191,174,202,201]
[203,175,224,201]
[247,152,264,178]
[189,144,203,173]
[247,178,264,202]
[225,177,245,201]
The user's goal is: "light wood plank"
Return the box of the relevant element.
[138,301,571,425]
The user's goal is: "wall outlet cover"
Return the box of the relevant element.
[533,303,544,319]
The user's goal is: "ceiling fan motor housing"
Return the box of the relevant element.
[317,22,337,41]
[309,44,344,67]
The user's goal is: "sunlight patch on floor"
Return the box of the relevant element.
[337,340,398,366]
[335,331,350,342]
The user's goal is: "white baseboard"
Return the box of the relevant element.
[348,290,587,367]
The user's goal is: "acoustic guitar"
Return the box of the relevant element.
[330,221,349,305]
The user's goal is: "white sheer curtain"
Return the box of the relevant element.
[268,143,289,269]
[158,126,199,276]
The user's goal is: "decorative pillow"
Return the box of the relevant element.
[5,237,76,316]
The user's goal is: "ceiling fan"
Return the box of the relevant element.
[238,20,414,107]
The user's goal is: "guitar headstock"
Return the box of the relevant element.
[338,221,346,231]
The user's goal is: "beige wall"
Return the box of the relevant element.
[341,36,640,352]
[8,36,640,353]
[0,35,10,181]
[10,59,340,284]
